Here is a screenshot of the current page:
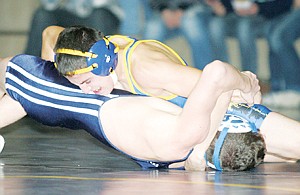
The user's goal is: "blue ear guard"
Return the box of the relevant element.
[205,114,258,171]
[55,37,119,76]
[87,39,118,76]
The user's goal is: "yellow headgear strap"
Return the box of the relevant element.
[54,49,99,76]
[55,49,98,58]
[103,36,119,53]
[54,62,98,76]
[68,63,99,76]
[55,37,119,76]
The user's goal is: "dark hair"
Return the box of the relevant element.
[54,25,104,75]
[206,132,266,171]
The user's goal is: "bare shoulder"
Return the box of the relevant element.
[128,42,176,90]
[129,41,202,96]
[109,36,135,49]
[130,41,183,75]
[134,41,177,62]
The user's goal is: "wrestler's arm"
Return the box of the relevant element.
[132,43,202,98]
[41,26,65,61]
[133,44,260,105]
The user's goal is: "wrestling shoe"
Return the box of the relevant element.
[0,135,5,153]
[263,90,300,108]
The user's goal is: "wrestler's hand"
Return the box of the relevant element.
[239,71,261,106]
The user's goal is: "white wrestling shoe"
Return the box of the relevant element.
[263,90,300,108]
[0,135,5,153]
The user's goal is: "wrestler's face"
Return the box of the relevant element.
[66,72,114,95]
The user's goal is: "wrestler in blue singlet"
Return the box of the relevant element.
[5,54,191,169]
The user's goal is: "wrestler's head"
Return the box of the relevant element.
[54,26,118,95]
[206,132,266,171]
[206,114,266,171]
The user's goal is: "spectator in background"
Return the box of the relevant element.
[206,0,293,76]
[143,0,214,70]
[263,0,300,108]
[24,0,122,57]
[118,0,152,37]
[204,0,232,64]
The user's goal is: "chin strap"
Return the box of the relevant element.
[110,71,118,86]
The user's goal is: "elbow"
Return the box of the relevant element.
[41,26,62,60]
[42,25,63,46]
[42,26,55,41]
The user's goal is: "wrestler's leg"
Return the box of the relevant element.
[0,57,25,153]
[176,61,254,151]
[100,88,233,168]
[182,91,233,170]
[260,112,300,162]
[178,61,260,170]
[0,57,27,129]
[0,58,6,152]
[0,57,12,100]
[102,61,257,165]
[0,57,12,94]
[223,101,300,162]
[101,62,234,164]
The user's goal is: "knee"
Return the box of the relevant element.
[202,60,228,85]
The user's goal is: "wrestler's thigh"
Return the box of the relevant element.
[99,96,182,159]
[0,57,12,93]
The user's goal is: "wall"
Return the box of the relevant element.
[0,0,40,57]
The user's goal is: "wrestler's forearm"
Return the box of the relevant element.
[41,26,65,61]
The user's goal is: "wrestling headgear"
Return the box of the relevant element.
[55,37,119,76]
[205,114,257,171]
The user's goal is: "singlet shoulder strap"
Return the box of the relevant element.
[123,39,187,100]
